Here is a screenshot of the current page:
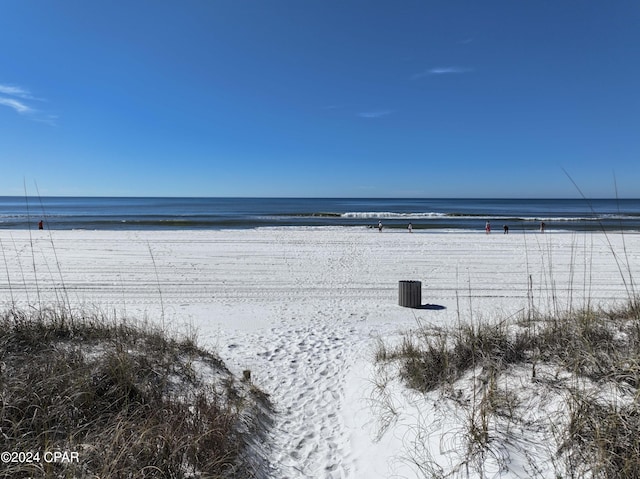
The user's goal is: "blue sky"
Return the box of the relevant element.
[1,1,638,197]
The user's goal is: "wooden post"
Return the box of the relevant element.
[398,280,422,308]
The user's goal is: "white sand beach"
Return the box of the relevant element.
[1,227,639,478]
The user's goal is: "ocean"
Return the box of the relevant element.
[1,197,640,232]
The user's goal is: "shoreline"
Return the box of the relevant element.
[6,223,640,233]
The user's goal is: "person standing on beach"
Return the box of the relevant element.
[485,221,491,234]
[503,224,509,234]
[408,222,413,233]
[540,221,546,233]
[38,220,43,230]
[378,220,383,232]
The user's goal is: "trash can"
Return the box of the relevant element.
[398,280,421,308]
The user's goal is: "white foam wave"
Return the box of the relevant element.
[341,211,447,219]
[341,212,631,222]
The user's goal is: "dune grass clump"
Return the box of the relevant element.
[528,306,640,387]
[561,395,640,478]
[376,297,640,478]
[382,320,531,394]
[374,319,531,397]
[0,306,271,479]
[380,301,640,394]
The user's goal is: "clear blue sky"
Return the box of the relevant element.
[1,1,638,197]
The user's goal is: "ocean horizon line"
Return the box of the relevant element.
[4,195,640,200]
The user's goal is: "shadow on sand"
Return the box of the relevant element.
[416,304,446,310]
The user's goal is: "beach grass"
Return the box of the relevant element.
[375,297,640,478]
[0,306,272,479]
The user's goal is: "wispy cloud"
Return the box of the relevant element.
[430,67,470,74]
[33,114,59,127]
[0,84,36,100]
[322,104,344,111]
[358,110,392,119]
[411,67,473,80]
[0,97,33,114]
[0,83,55,124]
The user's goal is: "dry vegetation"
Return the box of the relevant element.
[0,306,272,479]
[376,297,640,478]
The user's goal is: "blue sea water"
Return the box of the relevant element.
[1,197,640,231]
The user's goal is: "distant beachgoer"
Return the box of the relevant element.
[38,220,43,230]
[408,222,413,233]
[503,224,509,234]
[540,221,546,233]
[485,221,491,234]
[378,220,383,232]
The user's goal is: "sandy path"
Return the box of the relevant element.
[1,228,638,478]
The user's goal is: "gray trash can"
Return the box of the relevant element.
[398,280,422,308]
